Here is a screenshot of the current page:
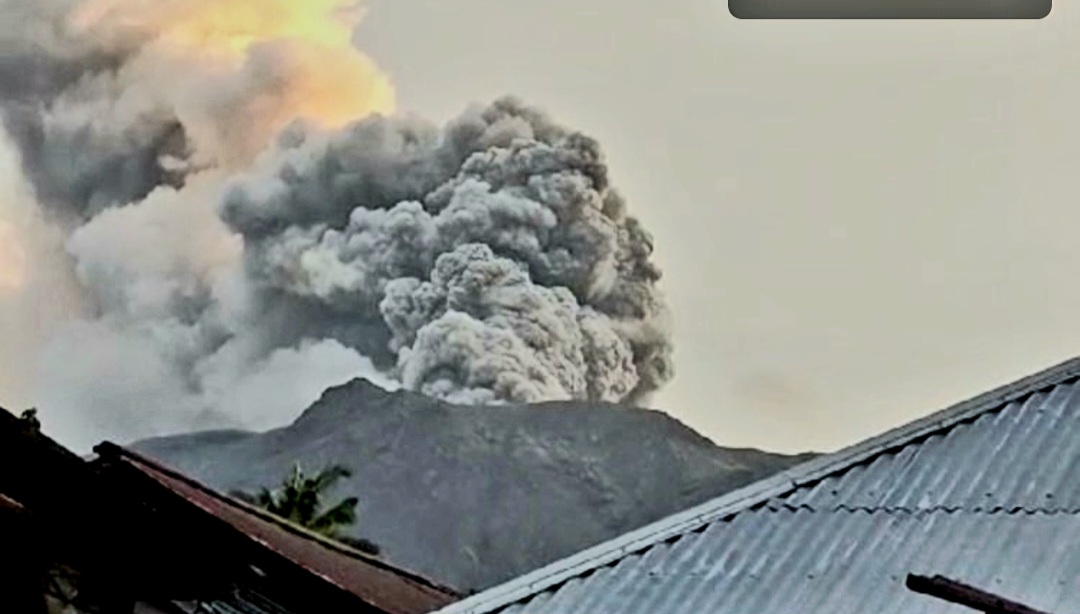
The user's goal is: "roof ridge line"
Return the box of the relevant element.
[775,504,1080,515]
[2,406,93,465]
[94,443,461,597]
[435,354,1080,614]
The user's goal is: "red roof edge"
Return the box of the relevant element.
[92,441,461,600]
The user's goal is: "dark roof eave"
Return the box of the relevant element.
[92,442,460,614]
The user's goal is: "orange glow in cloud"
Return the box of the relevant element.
[137,0,361,52]
[0,220,26,291]
[69,0,395,142]
[70,0,363,52]
[238,41,395,129]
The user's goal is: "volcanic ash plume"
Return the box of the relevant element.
[0,0,673,450]
[0,0,394,219]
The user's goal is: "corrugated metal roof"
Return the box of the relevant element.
[97,444,460,614]
[499,511,1080,614]
[776,380,1080,513]
[438,356,1080,614]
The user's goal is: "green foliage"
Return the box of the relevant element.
[232,463,366,544]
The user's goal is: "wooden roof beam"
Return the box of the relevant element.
[906,574,1052,614]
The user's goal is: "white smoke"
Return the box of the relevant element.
[0,0,673,451]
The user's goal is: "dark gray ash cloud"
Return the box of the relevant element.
[221,98,674,404]
[0,0,674,450]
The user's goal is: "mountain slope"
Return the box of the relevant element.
[133,379,813,592]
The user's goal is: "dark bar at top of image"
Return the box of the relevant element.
[730,0,1051,19]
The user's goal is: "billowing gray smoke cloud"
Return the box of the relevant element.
[0,0,191,218]
[220,100,673,404]
[0,0,673,451]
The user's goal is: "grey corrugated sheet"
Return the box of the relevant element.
[500,512,1080,614]
[776,380,1080,513]
[438,356,1080,614]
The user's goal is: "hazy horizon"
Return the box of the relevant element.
[3,0,1079,454]
[358,0,1080,453]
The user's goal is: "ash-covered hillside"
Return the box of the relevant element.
[133,379,813,591]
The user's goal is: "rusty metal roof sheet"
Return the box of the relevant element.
[437,356,1080,614]
[97,444,460,614]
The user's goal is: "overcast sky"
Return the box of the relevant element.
[348,0,1079,453]
[1,1,1075,454]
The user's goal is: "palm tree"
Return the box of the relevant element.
[233,463,371,549]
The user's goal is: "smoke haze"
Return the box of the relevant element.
[0,0,673,451]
